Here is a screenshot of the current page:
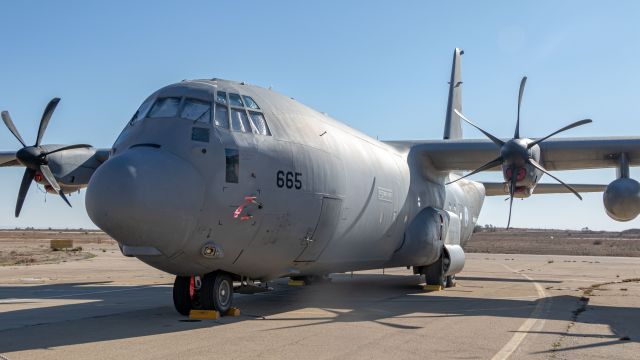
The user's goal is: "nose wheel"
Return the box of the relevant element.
[201,271,234,314]
[173,275,197,316]
[173,272,234,315]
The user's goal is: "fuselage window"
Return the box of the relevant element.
[181,98,211,123]
[225,148,239,183]
[242,96,260,110]
[248,111,270,135]
[148,97,181,118]
[130,97,155,124]
[230,108,251,133]
[229,93,244,107]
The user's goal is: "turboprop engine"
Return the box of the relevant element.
[603,178,640,221]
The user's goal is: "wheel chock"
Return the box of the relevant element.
[423,284,443,291]
[226,307,241,317]
[189,309,220,320]
[288,279,306,286]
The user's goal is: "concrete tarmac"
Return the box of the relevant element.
[1,250,639,359]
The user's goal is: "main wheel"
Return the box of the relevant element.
[445,275,456,288]
[173,275,193,316]
[201,272,234,313]
[424,256,446,288]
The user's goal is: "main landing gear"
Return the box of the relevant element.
[422,251,456,289]
[173,271,234,315]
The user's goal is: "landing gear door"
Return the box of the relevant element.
[295,197,342,262]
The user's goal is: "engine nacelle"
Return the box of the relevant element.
[603,178,640,221]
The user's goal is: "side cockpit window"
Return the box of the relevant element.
[129,97,154,124]
[214,91,271,136]
[148,97,181,118]
[181,98,211,123]
[214,92,230,129]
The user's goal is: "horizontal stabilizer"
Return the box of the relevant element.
[482,182,607,196]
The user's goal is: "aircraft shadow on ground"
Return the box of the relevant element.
[0,274,636,353]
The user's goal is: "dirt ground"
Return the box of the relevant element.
[0,230,117,266]
[466,228,640,257]
[2,228,640,267]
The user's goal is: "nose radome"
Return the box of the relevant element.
[86,148,205,256]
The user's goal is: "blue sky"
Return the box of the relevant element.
[1,1,639,230]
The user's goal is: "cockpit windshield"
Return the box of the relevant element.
[148,97,181,118]
[181,98,211,123]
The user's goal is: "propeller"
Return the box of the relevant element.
[2,98,91,217]
[447,77,592,228]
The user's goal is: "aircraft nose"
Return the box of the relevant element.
[85,147,205,256]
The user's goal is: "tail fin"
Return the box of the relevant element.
[443,48,464,140]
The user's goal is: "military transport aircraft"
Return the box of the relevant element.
[1,49,639,315]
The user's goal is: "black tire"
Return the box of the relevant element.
[173,276,192,316]
[445,275,456,288]
[424,256,446,288]
[201,272,234,313]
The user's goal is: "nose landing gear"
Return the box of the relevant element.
[172,272,235,315]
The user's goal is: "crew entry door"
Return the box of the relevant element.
[295,197,342,262]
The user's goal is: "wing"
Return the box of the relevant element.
[387,136,640,172]
[0,151,17,167]
[482,182,607,196]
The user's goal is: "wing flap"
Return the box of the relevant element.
[482,182,607,196]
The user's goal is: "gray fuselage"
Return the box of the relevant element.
[85,79,485,280]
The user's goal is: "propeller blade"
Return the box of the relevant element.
[35,97,60,146]
[507,164,517,229]
[454,109,505,147]
[1,111,27,147]
[527,119,592,149]
[43,144,92,156]
[446,156,504,185]
[528,159,582,200]
[39,164,61,192]
[515,76,527,139]
[16,168,35,217]
[58,190,72,208]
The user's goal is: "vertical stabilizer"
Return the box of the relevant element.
[443,48,464,140]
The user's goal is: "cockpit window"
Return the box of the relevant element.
[130,98,154,124]
[230,109,251,133]
[243,96,260,110]
[215,92,229,129]
[248,112,270,135]
[216,91,228,104]
[229,93,244,107]
[181,98,211,123]
[213,91,271,136]
[148,97,181,118]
